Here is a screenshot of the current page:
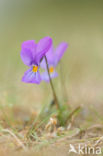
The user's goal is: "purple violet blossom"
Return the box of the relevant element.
[40,42,68,82]
[20,37,52,84]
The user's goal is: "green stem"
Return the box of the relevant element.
[44,56,60,109]
[65,106,81,124]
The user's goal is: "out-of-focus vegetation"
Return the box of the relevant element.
[0,0,103,155]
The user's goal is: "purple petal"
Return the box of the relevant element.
[40,58,46,69]
[54,42,68,65]
[41,70,58,82]
[35,37,52,64]
[22,68,41,84]
[46,45,55,63]
[20,40,37,66]
[40,46,55,69]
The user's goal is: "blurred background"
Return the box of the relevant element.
[0,0,103,114]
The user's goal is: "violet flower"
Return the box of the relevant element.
[40,42,68,82]
[20,37,52,84]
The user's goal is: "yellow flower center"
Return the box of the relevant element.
[32,65,38,72]
[49,66,54,73]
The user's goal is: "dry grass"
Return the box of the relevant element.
[0,95,103,156]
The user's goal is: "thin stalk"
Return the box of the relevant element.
[65,106,81,124]
[44,56,60,109]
